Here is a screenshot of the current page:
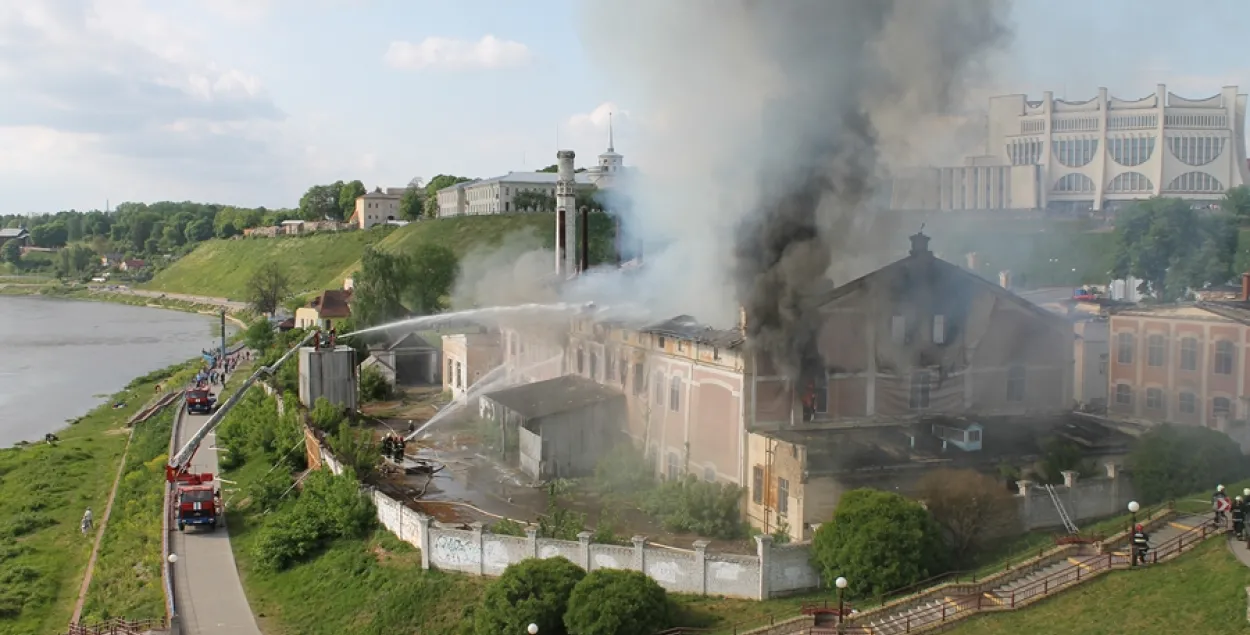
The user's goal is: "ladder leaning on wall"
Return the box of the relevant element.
[1043,483,1080,534]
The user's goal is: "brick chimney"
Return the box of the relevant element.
[1241,272,1249,302]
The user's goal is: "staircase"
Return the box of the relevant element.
[829,513,1217,635]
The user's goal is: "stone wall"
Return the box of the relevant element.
[308,429,808,599]
[1016,464,1136,532]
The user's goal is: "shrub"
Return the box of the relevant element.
[810,489,949,598]
[491,519,528,537]
[1,513,55,538]
[327,424,380,481]
[564,569,668,635]
[251,470,375,571]
[1128,424,1250,504]
[358,365,393,402]
[243,318,275,352]
[640,476,745,539]
[917,468,1019,564]
[310,397,347,436]
[473,557,586,635]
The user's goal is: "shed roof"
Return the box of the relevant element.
[484,374,623,420]
[0,228,28,238]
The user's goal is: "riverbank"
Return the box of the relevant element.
[0,282,254,326]
[0,361,194,635]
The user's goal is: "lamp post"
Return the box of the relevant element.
[527,624,538,635]
[1128,501,1140,567]
[835,576,848,627]
[167,553,178,564]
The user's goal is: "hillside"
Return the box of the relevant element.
[141,230,389,299]
[947,538,1250,635]
[143,213,619,300]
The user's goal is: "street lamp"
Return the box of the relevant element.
[527,624,538,635]
[835,576,848,626]
[167,553,179,564]
[1128,501,1140,567]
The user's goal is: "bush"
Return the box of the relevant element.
[310,397,347,436]
[243,318,275,352]
[1128,424,1250,504]
[593,444,655,498]
[491,519,528,537]
[251,469,375,571]
[473,557,586,635]
[563,569,668,635]
[358,365,393,402]
[917,469,1019,564]
[810,489,949,598]
[327,424,380,481]
[0,513,55,538]
[640,476,745,539]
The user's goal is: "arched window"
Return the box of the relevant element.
[1108,136,1156,167]
[1106,172,1155,193]
[1214,397,1232,417]
[1168,136,1225,166]
[1166,171,1224,192]
[1114,384,1132,405]
[1052,138,1099,168]
[1055,173,1097,193]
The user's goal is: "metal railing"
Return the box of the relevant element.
[828,516,1218,635]
[160,405,182,629]
[66,618,163,635]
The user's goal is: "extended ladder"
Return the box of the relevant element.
[1044,484,1080,534]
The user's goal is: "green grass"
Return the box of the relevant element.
[948,538,1250,635]
[79,408,179,622]
[141,230,392,299]
[0,363,191,635]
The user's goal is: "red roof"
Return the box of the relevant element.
[310,289,352,319]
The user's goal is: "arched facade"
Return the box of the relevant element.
[986,84,1250,210]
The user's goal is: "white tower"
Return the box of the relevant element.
[594,113,625,188]
[556,150,578,276]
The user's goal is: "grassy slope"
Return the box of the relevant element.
[78,407,178,622]
[949,538,1250,635]
[0,369,188,635]
[141,230,389,299]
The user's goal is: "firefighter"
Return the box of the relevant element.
[1234,496,1246,539]
[1214,484,1231,527]
[81,507,93,536]
[1131,523,1150,565]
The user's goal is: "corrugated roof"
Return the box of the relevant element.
[0,228,28,238]
[484,374,623,420]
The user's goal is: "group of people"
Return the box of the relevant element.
[1129,483,1250,565]
[193,349,246,389]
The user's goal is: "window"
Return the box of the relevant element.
[577,348,585,374]
[620,359,628,386]
[1114,384,1132,405]
[666,453,680,480]
[967,429,982,443]
[1179,391,1197,414]
[1147,334,1165,367]
[589,352,599,380]
[657,336,667,349]
[606,350,616,381]
[811,379,828,414]
[670,376,682,411]
[677,340,685,352]
[1214,397,1233,417]
[909,370,931,409]
[1145,387,1163,410]
[752,466,764,504]
[509,335,518,357]
[447,359,453,383]
[1215,341,1235,375]
[654,372,665,404]
[891,316,906,343]
[932,315,946,344]
[1180,337,1198,371]
[777,478,790,516]
[1116,332,1134,364]
[1006,365,1025,402]
[713,347,721,360]
[633,363,645,395]
[455,361,463,389]
[703,466,716,483]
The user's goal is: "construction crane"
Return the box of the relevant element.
[165,330,317,484]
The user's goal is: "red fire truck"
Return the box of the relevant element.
[170,470,221,532]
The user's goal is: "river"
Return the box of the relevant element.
[0,296,235,446]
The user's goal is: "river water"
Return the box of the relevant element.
[0,296,233,446]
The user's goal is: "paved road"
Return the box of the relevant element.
[170,392,262,635]
[92,286,249,312]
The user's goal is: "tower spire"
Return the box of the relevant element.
[607,111,614,153]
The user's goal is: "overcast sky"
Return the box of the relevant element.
[0,0,1247,213]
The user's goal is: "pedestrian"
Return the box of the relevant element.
[81,507,93,536]
[1234,496,1246,540]
[1214,484,1231,528]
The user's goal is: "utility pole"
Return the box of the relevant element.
[220,311,227,360]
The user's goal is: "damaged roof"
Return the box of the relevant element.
[483,374,624,420]
[310,289,352,319]
[641,315,744,348]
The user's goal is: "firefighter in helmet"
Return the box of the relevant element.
[1235,496,1246,540]
[1131,523,1150,565]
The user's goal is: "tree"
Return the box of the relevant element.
[399,186,425,221]
[423,195,440,218]
[537,164,558,173]
[184,218,214,243]
[246,262,291,315]
[358,365,393,402]
[917,469,1019,564]
[350,248,412,327]
[30,222,68,248]
[563,569,668,635]
[473,557,586,635]
[243,318,276,352]
[1223,185,1250,223]
[1,240,19,266]
[299,182,344,221]
[513,191,556,212]
[1127,424,1250,504]
[810,489,948,598]
[406,243,459,314]
[327,424,380,481]
[1110,198,1236,301]
[338,180,367,220]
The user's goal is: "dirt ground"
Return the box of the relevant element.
[358,387,756,554]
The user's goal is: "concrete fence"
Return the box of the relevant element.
[310,430,819,599]
[1016,463,1136,532]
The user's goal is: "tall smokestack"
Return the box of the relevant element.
[556,209,567,275]
[556,150,578,277]
[579,206,590,273]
